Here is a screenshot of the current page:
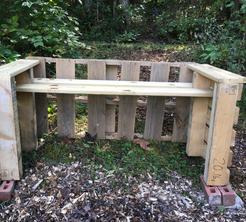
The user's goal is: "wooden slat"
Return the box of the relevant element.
[0,59,39,77]
[30,78,193,88]
[45,57,188,67]
[118,62,140,139]
[144,63,170,140]
[88,61,106,138]
[47,95,177,110]
[188,63,245,84]
[32,57,48,137]
[106,65,118,133]
[204,83,239,186]
[56,59,75,138]
[17,81,213,97]
[172,64,193,142]
[237,83,243,100]
[234,107,240,125]
[0,75,22,180]
[186,72,212,156]
[227,150,233,167]
[16,70,38,151]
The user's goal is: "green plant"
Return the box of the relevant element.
[0,0,84,60]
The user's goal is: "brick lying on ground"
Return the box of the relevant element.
[0,181,15,201]
[200,176,236,206]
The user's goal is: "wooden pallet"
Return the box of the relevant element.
[0,58,245,186]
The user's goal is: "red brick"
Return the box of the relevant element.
[218,184,236,206]
[200,176,221,205]
[0,181,15,201]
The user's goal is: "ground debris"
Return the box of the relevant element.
[0,161,245,221]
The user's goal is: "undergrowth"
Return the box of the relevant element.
[22,133,203,185]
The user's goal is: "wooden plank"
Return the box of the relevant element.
[0,75,22,180]
[32,57,48,137]
[88,61,106,138]
[237,83,243,100]
[47,95,177,110]
[231,129,236,147]
[204,83,239,186]
[234,107,240,125]
[30,78,193,88]
[172,64,193,142]
[45,57,188,67]
[0,59,39,77]
[16,82,213,97]
[144,63,170,140]
[186,72,212,156]
[56,59,75,138]
[16,70,38,151]
[188,63,245,84]
[227,150,233,167]
[106,65,118,133]
[118,62,140,139]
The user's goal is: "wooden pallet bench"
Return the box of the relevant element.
[0,57,245,187]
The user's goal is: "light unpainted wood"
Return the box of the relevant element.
[88,61,106,138]
[106,132,172,141]
[16,70,38,152]
[0,59,39,77]
[45,57,188,67]
[188,63,245,84]
[0,75,22,180]
[106,65,118,133]
[30,78,193,88]
[227,150,233,167]
[144,63,170,140]
[231,129,236,147]
[56,59,75,138]
[237,84,243,100]
[47,95,177,110]
[186,72,212,156]
[204,83,238,186]
[31,57,48,137]
[172,64,193,142]
[118,62,140,139]
[16,81,213,97]
[234,107,240,125]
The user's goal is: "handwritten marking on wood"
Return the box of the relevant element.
[204,83,238,186]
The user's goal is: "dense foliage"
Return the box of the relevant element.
[0,0,84,62]
[0,0,245,75]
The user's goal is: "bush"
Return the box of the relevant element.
[0,0,84,60]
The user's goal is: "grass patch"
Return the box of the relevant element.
[23,135,204,185]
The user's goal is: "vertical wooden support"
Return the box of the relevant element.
[204,83,238,186]
[144,63,170,140]
[16,70,38,151]
[56,59,75,138]
[33,57,48,137]
[118,62,140,139]
[172,65,192,142]
[186,72,211,156]
[88,61,106,138]
[105,65,118,133]
[0,75,22,180]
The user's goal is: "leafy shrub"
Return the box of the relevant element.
[0,0,84,59]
